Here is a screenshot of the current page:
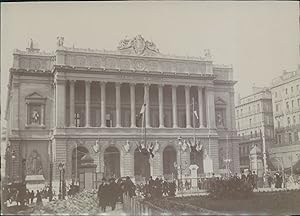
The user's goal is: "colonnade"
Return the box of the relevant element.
[55,80,216,129]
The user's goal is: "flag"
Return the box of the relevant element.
[193,110,199,120]
[139,103,146,118]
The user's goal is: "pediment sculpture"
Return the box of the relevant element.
[118,35,160,56]
[26,150,43,176]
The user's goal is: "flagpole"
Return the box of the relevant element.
[144,104,147,150]
[192,97,196,146]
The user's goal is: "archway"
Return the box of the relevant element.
[72,146,89,183]
[134,148,150,180]
[163,146,177,179]
[190,150,204,174]
[104,146,120,179]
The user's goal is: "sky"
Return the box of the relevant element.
[1,1,299,117]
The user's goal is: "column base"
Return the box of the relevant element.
[130,125,137,128]
[115,125,122,128]
[100,125,107,128]
[199,125,205,129]
[172,125,178,128]
[159,125,165,128]
[186,125,192,129]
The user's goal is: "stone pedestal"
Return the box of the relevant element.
[78,153,97,191]
[249,145,263,178]
[189,164,199,188]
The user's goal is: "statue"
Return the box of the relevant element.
[216,112,224,127]
[57,36,64,47]
[31,110,40,124]
[27,150,43,175]
[117,35,160,55]
[123,140,130,153]
[204,49,211,58]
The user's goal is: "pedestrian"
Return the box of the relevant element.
[124,176,136,198]
[108,178,120,211]
[98,178,110,212]
[30,190,34,204]
[36,190,43,206]
[252,171,258,189]
[162,180,168,196]
[267,174,273,188]
[168,180,176,197]
[148,176,155,197]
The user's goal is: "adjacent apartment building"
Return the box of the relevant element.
[235,87,274,172]
[270,67,300,170]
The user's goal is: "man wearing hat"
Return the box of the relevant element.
[108,178,120,211]
[97,178,110,212]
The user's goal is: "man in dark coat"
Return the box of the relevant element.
[98,178,110,212]
[124,176,136,198]
[108,178,120,211]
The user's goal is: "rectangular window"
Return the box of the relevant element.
[75,113,80,127]
[287,117,291,125]
[292,100,294,108]
[276,104,279,112]
[286,102,289,110]
[278,134,281,144]
[249,118,252,127]
[294,132,299,142]
[291,86,294,93]
[275,91,278,98]
[293,116,296,124]
[289,133,292,144]
[286,88,288,94]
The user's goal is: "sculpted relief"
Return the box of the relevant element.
[26,150,43,176]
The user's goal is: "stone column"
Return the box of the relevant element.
[85,81,91,127]
[158,84,164,128]
[185,85,192,128]
[130,83,136,128]
[172,85,178,128]
[206,87,216,129]
[100,82,106,128]
[198,86,204,128]
[41,104,45,126]
[69,80,75,127]
[115,82,122,128]
[144,84,151,128]
[55,80,66,128]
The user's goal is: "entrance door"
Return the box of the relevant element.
[134,148,150,181]
[190,150,204,174]
[163,146,177,180]
[72,146,89,183]
[104,147,120,179]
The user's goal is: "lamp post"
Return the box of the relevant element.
[58,162,64,199]
[48,130,53,201]
[177,136,183,186]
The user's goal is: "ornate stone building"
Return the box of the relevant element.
[235,87,274,172]
[6,35,239,184]
[270,67,300,169]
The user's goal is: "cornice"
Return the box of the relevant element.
[53,65,216,80]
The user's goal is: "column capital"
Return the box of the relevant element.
[54,79,66,85]
[197,86,204,90]
[129,82,136,87]
[185,85,191,90]
[115,82,122,87]
[158,84,165,87]
[69,80,76,84]
[85,80,92,85]
[144,83,151,87]
[172,84,178,89]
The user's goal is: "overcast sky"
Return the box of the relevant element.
[1,2,299,116]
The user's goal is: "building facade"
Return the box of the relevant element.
[235,87,274,172]
[270,67,300,170]
[6,35,239,184]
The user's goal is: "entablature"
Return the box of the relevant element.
[53,65,216,87]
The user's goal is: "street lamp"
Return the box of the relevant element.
[58,162,64,199]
